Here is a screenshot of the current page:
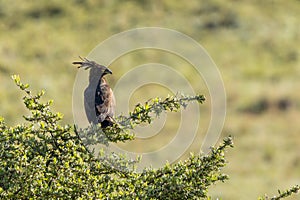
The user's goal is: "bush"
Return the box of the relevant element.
[0,75,298,199]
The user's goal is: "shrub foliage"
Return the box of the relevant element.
[0,75,298,199]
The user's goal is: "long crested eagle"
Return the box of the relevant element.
[73,57,115,128]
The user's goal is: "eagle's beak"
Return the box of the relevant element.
[104,68,113,75]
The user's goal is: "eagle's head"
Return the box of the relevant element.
[73,56,113,77]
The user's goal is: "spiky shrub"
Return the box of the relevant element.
[0,75,298,199]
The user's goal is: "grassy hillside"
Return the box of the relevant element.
[0,0,299,199]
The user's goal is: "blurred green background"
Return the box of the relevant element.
[0,0,299,199]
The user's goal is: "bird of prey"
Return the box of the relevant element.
[73,57,115,128]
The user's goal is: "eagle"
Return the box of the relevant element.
[73,57,115,128]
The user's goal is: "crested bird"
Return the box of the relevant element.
[73,57,115,128]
